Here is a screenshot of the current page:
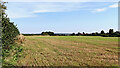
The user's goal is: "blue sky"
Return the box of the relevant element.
[6,2,118,33]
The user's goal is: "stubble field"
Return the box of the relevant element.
[17,36,118,66]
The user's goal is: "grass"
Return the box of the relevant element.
[16,36,118,66]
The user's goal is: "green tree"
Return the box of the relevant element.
[41,31,54,36]
[71,33,75,36]
[83,32,85,35]
[76,32,81,36]
[101,30,105,34]
[109,29,114,34]
[1,2,20,49]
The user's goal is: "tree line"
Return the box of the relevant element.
[23,29,120,37]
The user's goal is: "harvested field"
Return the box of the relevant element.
[17,36,118,66]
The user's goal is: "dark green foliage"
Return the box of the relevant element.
[23,29,120,37]
[101,30,105,34]
[23,34,41,36]
[101,34,109,37]
[114,31,120,37]
[79,29,119,37]
[76,32,81,36]
[101,29,120,37]
[2,17,20,49]
[71,33,76,36]
[2,43,23,66]
[1,2,20,49]
[109,29,114,34]
[1,2,22,66]
[83,32,85,35]
[41,31,54,36]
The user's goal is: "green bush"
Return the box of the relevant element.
[1,2,20,49]
[1,2,21,66]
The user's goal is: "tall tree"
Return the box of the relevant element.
[1,2,20,49]
[109,29,114,34]
[101,30,105,34]
[83,32,85,35]
[71,33,75,36]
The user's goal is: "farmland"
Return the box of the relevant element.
[17,36,118,66]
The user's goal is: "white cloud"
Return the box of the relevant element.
[33,10,56,13]
[95,8,106,12]
[92,8,107,12]
[6,7,36,18]
[6,2,85,18]
[92,3,118,13]
[6,3,36,18]
[109,3,118,8]
[6,2,118,18]
[32,3,84,13]
[6,12,36,18]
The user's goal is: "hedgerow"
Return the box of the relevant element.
[2,16,20,49]
[1,2,22,66]
[1,2,20,50]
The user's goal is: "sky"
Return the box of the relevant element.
[5,2,118,33]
